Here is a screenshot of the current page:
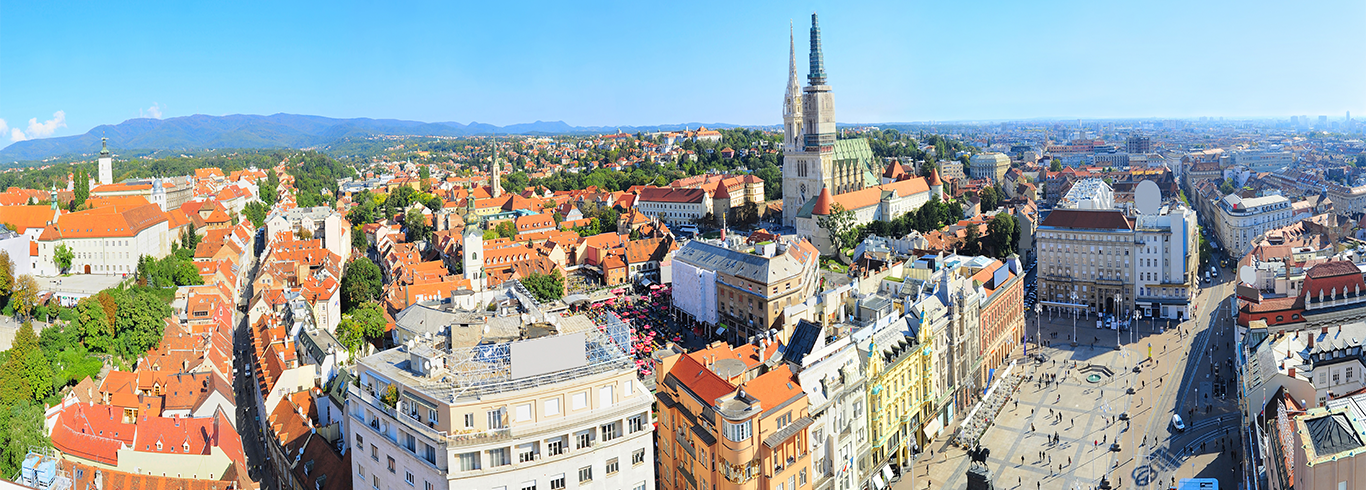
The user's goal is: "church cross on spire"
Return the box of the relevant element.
[808,12,827,85]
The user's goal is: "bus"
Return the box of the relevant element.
[1171,478,1217,490]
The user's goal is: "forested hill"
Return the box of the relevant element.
[0,113,741,164]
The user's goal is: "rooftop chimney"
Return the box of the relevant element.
[1289,367,1297,378]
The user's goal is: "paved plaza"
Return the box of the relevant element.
[896,273,1243,490]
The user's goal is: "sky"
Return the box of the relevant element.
[2,0,1364,147]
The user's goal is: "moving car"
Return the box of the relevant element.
[1171,414,1186,432]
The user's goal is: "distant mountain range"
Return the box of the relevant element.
[0,113,745,163]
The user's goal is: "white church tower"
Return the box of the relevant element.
[150,177,167,211]
[461,195,485,292]
[98,137,113,186]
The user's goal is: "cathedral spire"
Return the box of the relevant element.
[787,21,799,96]
[808,13,826,85]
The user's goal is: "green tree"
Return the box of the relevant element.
[351,225,369,251]
[1050,159,1063,172]
[419,166,432,192]
[10,275,37,321]
[962,224,982,256]
[113,290,171,359]
[405,208,431,243]
[495,221,517,239]
[919,160,939,179]
[1219,179,1236,195]
[336,301,387,357]
[816,203,858,257]
[15,323,52,402]
[341,258,383,312]
[979,186,1000,211]
[0,251,13,299]
[522,270,565,302]
[53,244,73,274]
[987,213,1018,258]
[0,401,50,477]
[243,201,269,229]
[75,296,114,353]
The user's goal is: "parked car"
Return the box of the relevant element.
[1171,414,1186,432]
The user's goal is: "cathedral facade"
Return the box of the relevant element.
[782,14,879,227]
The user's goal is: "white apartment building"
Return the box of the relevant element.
[1214,194,1293,259]
[347,300,654,490]
[1133,203,1199,319]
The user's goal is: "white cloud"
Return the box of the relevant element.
[0,119,7,134]
[141,103,162,119]
[10,111,67,141]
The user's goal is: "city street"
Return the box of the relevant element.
[896,264,1242,489]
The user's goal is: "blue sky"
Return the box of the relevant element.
[2,0,1364,146]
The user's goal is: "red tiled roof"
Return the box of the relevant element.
[668,352,734,405]
[1039,209,1133,230]
[638,187,707,204]
[812,187,833,215]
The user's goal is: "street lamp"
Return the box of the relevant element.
[1035,304,1042,351]
[1070,290,1079,347]
[1116,292,1123,351]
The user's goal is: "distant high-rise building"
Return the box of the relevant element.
[1125,135,1151,154]
[1319,115,1330,129]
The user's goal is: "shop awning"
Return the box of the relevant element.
[881,465,895,484]
[872,473,886,490]
[923,417,943,439]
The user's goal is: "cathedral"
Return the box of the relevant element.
[782,14,939,254]
[782,14,881,228]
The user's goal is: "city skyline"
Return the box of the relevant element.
[3,0,1364,148]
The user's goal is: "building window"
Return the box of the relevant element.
[629,414,645,433]
[572,392,588,410]
[545,398,560,416]
[458,452,481,471]
[405,471,414,486]
[488,408,507,429]
[723,420,751,442]
[633,448,646,465]
[800,468,808,486]
[518,443,537,463]
[601,422,619,442]
[464,413,475,428]
[423,444,436,464]
[388,456,396,473]
[606,458,619,475]
[579,466,593,483]
[550,475,566,490]
[576,430,593,449]
[520,482,536,490]
[489,448,511,467]
[547,437,566,456]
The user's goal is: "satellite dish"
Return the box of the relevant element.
[1135,180,1161,216]
[424,360,432,370]
[1240,265,1256,285]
